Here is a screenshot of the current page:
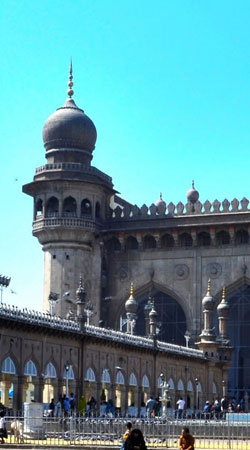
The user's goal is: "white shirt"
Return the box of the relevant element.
[177,399,185,409]
[0,417,6,428]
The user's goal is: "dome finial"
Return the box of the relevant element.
[207,279,211,295]
[160,192,162,200]
[222,286,226,301]
[192,180,195,189]
[129,282,134,298]
[67,58,74,99]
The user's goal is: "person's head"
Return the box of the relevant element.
[130,429,143,441]
[126,422,132,430]
[182,427,190,437]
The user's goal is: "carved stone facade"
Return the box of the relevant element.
[21,68,250,401]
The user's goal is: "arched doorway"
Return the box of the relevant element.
[136,289,187,345]
[227,285,250,401]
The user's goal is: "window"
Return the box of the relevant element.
[144,235,156,249]
[116,370,125,385]
[2,357,16,375]
[216,230,230,245]
[129,372,137,386]
[85,367,96,382]
[63,366,75,380]
[44,362,57,379]
[63,196,77,216]
[142,375,150,388]
[81,199,92,216]
[46,197,59,217]
[101,369,111,384]
[126,236,139,250]
[24,360,37,377]
[197,232,211,247]
[179,233,193,247]
[161,234,174,248]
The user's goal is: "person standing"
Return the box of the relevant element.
[124,428,147,450]
[179,427,195,450]
[0,410,7,444]
[146,396,156,418]
[120,422,132,450]
[177,397,185,419]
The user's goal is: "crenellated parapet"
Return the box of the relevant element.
[110,197,250,219]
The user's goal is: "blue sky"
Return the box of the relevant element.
[1,0,250,309]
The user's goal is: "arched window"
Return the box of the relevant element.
[44,362,57,379]
[63,196,77,216]
[177,379,184,391]
[95,202,101,219]
[101,369,111,384]
[179,233,193,247]
[161,234,174,248]
[187,380,193,392]
[142,375,150,388]
[126,236,139,250]
[35,199,43,217]
[116,370,125,385]
[129,372,137,386]
[24,360,37,377]
[63,366,75,380]
[144,235,156,249]
[216,230,230,245]
[46,196,59,217]
[168,378,175,390]
[197,232,211,247]
[157,376,163,388]
[85,367,96,382]
[197,382,202,393]
[81,199,92,216]
[106,237,121,252]
[235,229,249,245]
[2,357,16,374]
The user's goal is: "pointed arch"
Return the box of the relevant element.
[126,236,139,250]
[63,366,75,380]
[197,382,202,393]
[1,357,16,375]
[101,369,111,384]
[46,196,59,217]
[187,380,193,392]
[177,379,184,391]
[142,375,150,388]
[168,378,175,390]
[143,234,156,249]
[44,362,57,379]
[24,360,37,377]
[129,372,137,386]
[157,376,163,388]
[116,370,125,385]
[85,367,96,382]
[63,196,77,216]
[81,198,92,216]
[212,382,217,395]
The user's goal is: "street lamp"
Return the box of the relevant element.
[195,377,199,413]
[159,373,169,418]
[65,361,70,397]
[0,275,11,304]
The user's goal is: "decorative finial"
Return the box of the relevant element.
[222,287,226,301]
[160,192,162,200]
[207,279,211,295]
[129,282,134,298]
[192,180,195,189]
[67,58,74,98]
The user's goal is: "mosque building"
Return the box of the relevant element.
[1,63,249,410]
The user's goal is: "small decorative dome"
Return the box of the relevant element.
[186,180,199,204]
[202,279,215,311]
[42,61,97,159]
[125,283,138,314]
[217,287,229,318]
[149,300,158,319]
[155,193,166,213]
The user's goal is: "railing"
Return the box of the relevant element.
[35,163,112,183]
[0,303,203,357]
[33,217,97,231]
[4,414,250,448]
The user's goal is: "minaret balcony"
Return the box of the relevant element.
[33,215,99,232]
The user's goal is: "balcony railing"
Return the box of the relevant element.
[35,163,112,183]
[33,217,98,231]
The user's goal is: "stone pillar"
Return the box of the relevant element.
[17,376,25,411]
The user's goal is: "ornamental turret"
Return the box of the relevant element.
[149,299,158,337]
[125,283,138,334]
[200,279,216,342]
[217,287,230,341]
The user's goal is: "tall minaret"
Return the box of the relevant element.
[23,62,114,320]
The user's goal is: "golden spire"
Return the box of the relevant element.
[67,58,74,98]
[222,286,226,302]
[129,282,134,298]
[207,279,211,295]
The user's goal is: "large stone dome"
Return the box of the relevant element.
[42,98,97,153]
